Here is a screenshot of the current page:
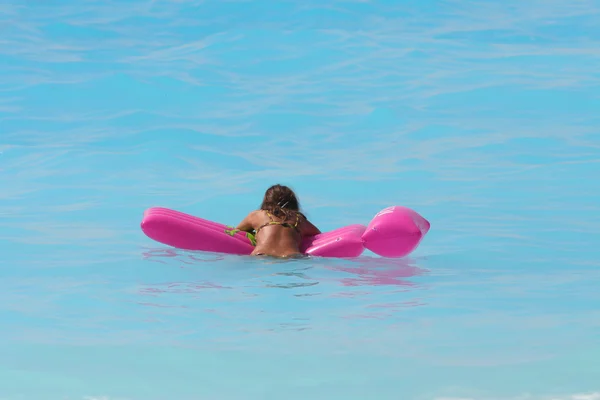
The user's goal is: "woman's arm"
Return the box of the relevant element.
[301,217,321,237]
[236,211,257,233]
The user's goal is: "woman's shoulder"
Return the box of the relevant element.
[256,208,304,221]
[250,209,267,218]
[252,209,272,220]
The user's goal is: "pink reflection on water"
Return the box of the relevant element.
[141,247,225,265]
[326,256,426,287]
[141,248,178,264]
[330,291,371,298]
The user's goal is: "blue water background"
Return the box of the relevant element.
[1,1,600,399]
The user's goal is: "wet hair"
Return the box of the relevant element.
[260,184,303,220]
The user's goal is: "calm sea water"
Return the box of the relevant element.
[1,1,600,399]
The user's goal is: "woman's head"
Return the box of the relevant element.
[260,184,300,216]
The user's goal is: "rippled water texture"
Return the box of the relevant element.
[1,1,600,399]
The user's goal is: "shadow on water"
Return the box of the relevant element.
[136,247,430,323]
[133,247,431,336]
[140,246,427,289]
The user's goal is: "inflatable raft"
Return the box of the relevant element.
[141,206,430,258]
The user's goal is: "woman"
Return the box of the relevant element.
[236,184,321,258]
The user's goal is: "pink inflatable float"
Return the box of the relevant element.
[141,206,430,258]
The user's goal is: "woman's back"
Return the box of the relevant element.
[252,209,304,257]
[235,184,320,258]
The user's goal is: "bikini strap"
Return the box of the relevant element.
[255,209,301,235]
[255,210,274,235]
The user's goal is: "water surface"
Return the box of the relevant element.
[1,0,600,399]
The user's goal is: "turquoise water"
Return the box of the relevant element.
[2,1,600,399]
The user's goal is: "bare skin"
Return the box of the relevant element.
[236,210,321,257]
